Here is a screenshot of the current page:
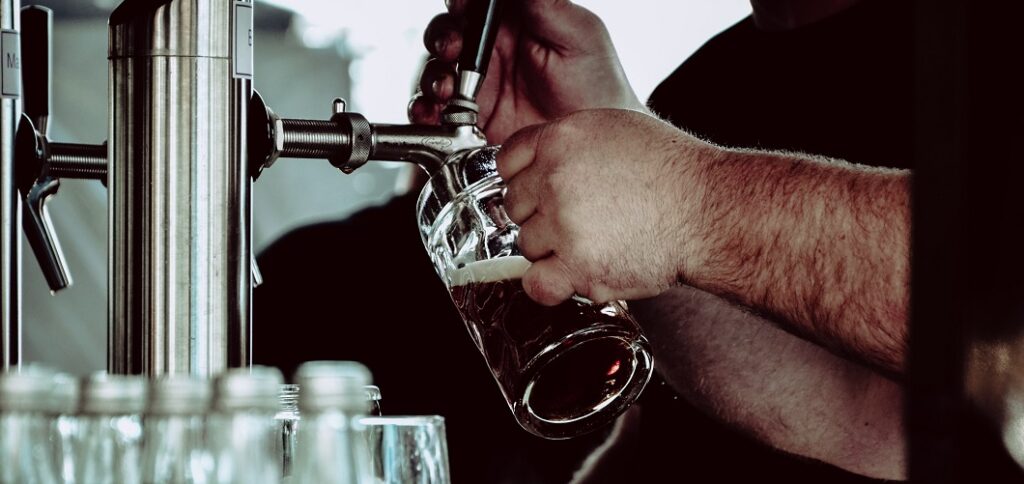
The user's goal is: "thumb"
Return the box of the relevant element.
[522,256,577,306]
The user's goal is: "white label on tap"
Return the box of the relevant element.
[1,30,21,98]
[233,2,254,79]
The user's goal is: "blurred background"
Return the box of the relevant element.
[21,0,751,373]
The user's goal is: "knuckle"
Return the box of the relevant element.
[407,96,440,124]
[420,59,456,90]
[574,275,596,302]
[502,185,522,216]
[545,165,570,193]
[578,8,608,35]
[424,13,462,56]
[446,0,468,14]
[423,14,446,50]
[586,284,613,304]
[507,124,539,148]
[545,118,576,141]
[524,270,557,305]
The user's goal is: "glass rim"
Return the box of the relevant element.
[359,415,445,427]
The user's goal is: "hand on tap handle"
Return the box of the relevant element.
[411,0,644,143]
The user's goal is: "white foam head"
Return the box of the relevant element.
[449,256,531,287]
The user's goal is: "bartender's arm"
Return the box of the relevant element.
[497,110,910,375]
[570,286,906,482]
[416,0,906,478]
[631,287,905,480]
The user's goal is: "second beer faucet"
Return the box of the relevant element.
[17,5,105,292]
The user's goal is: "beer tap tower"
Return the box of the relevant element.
[0,0,502,378]
[107,0,254,375]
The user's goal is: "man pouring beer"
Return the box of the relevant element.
[257,0,908,481]
[412,0,908,480]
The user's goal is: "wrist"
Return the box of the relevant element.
[668,135,728,287]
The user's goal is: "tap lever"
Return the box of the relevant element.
[21,5,53,136]
[23,176,72,292]
[18,7,72,293]
[251,256,263,289]
[13,129,107,293]
[13,7,107,292]
[15,115,73,292]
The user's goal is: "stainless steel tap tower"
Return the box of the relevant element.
[108,0,253,376]
[1,0,20,371]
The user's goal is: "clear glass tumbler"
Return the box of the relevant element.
[361,415,450,484]
[417,146,654,439]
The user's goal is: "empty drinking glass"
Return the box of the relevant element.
[361,415,451,484]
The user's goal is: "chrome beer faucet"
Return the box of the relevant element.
[16,6,106,294]
[248,0,503,179]
[248,93,486,178]
[2,4,108,370]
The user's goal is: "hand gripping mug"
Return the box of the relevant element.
[417,146,654,439]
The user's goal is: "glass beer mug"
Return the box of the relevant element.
[417,146,654,439]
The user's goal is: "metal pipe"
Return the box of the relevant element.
[1,0,21,371]
[108,0,252,376]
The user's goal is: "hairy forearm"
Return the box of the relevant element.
[676,143,911,373]
[632,286,906,480]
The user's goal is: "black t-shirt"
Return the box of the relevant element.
[650,0,912,170]
[254,1,910,482]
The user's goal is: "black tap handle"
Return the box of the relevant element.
[458,0,503,91]
[459,0,502,75]
[21,5,52,136]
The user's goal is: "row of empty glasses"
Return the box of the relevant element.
[0,363,450,484]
